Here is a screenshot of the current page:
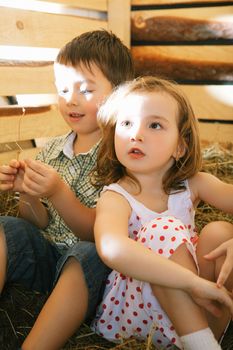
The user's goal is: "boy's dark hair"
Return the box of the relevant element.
[56,30,134,86]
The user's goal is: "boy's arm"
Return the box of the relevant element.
[23,159,95,241]
[94,191,233,316]
[19,193,49,229]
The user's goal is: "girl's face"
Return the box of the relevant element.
[114,91,182,177]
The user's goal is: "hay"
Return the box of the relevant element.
[0,144,232,350]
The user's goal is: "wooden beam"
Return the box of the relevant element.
[0,7,107,48]
[108,0,131,47]
[0,105,70,142]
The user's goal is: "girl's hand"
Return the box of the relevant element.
[23,159,64,198]
[0,159,25,192]
[204,238,233,288]
[188,275,233,318]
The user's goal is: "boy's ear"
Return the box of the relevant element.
[173,141,186,160]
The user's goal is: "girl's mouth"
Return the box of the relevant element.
[129,148,145,158]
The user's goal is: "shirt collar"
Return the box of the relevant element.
[48,131,100,160]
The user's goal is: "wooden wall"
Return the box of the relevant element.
[0,0,232,165]
[131,0,233,145]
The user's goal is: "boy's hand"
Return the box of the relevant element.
[204,238,233,289]
[23,159,64,198]
[0,159,25,192]
[189,275,233,318]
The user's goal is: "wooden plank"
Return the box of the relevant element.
[131,46,233,81]
[0,64,55,95]
[39,0,107,11]
[180,85,233,120]
[132,0,233,5]
[132,6,233,42]
[0,148,41,165]
[108,0,131,47]
[0,7,107,48]
[0,106,70,143]
[198,122,233,145]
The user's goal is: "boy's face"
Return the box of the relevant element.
[54,62,112,140]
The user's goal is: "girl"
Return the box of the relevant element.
[91,76,233,349]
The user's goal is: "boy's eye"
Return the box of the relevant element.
[121,120,132,128]
[58,88,68,95]
[150,122,161,130]
[80,89,93,95]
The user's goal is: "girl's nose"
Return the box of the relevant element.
[130,131,144,142]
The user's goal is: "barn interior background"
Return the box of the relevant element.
[0,0,232,349]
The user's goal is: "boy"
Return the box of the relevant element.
[0,30,135,349]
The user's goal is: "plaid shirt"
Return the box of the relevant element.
[36,131,100,247]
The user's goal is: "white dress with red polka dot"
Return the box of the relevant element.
[91,182,198,349]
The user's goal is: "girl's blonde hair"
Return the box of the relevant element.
[93,76,202,194]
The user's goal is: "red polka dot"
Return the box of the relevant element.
[115,316,120,321]
[122,326,126,331]
[111,297,115,301]
[122,291,125,297]
[139,303,144,309]
[130,294,135,300]
[107,324,112,330]
[115,333,120,339]
[158,314,163,320]
[152,224,157,228]
[150,235,154,240]
[171,236,176,241]
[170,249,174,254]
[141,237,146,243]
[133,230,138,235]
[175,227,179,231]
[100,319,105,323]
[172,337,176,343]
[121,309,125,314]
[136,286,141,292]
[136,215,140,220]
[109,311,113,316]
[114,300,119,305]
[127,319,132,324]
[136,327,142,332]
[143,319,148,324]
[168,219,174,222]
[160,236,165,241]
[163,225,169,229]
[133,311,138,316]
[158,249,163,254]
[103,304,107,309]
[125,302,129,307]
[157,217,162,220]
[147,302,151,308]
[180,225,184,230]
[170,325,175,331]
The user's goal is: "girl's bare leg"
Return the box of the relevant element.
[151,244,208,337]
[22,257,88,350]
[0,226,7,292]
[196,221,233,338]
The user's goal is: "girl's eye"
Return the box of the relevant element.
[121,120,132,128]
[150,122,161,130]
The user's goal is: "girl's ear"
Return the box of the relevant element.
[173,141,186,160]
